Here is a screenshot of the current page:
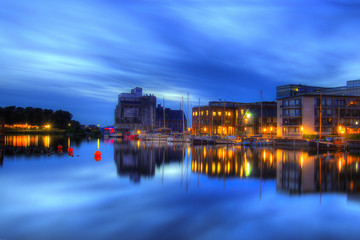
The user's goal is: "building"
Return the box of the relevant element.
[155,104,187,132]
[277,80,360,138]
[192,101,277,136]
[114,87,156,131]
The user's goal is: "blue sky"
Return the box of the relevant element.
[1,0,360,125]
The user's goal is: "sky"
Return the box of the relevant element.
[1,0,360,126]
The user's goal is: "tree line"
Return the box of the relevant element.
[0,106,74,129]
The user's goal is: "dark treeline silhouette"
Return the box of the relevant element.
[0,106,74,129]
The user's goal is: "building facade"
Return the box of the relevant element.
[192,101,277,136]
[155,105,187,132]
[114,87,156,131]
[277,80,360,138]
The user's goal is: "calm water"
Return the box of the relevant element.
[1,135,360,240]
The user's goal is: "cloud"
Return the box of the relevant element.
[1,0,360,124]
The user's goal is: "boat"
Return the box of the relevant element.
[167,133,191,143]
[141,128,172,142]
[124,131,139,141]
[212,136,234,145]
[109,132,123,138]
[309,137,345,150]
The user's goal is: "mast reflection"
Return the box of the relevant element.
[113,141,186,183]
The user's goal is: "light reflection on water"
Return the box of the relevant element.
[1,135,360,240]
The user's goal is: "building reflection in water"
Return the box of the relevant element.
[191,146,277,179]
[191,146,360,196]
[277,150,360,195]
[114,141,186,183]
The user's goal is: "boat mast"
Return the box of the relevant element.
[261,90,263,135]
[163,97,165,128]
[319,94,322,140]
[222,99,226,137]
[182,96,185,133]
[198,98,200,135]
[338,105,340,133]
[211,108,213,136]
[187,92,190,132]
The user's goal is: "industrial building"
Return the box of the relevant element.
[114,87,156,131]
[114,87,187,132]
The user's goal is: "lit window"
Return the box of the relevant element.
[218,112,221,116]
[201,111,203,115]
[206,110,209,116]
[241,109,244,115]
[228,112,231,116]
[195,112,198,116]
[213,112,216,116]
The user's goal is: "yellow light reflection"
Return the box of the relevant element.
[338,159,342,171]
[228,149,233,159]
[212,162,215,173]
[217,162,221,174]
[245,162,251,177]
[98,138,100,149]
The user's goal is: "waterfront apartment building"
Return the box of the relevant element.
[277,80,360,138]
[192,101,277,136]
[114,87,156,131]
[155,104,187,132]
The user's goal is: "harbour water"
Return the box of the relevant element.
[1,135,360,240]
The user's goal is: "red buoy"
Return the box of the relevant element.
[67,147,73,152]
[57,145,63,151]
[94,156,101,161]
[95,151,101,157]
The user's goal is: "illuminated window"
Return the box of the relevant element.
[195,112,198,116]
[228,112,231,116]
[213,112,216,116]
[192,112,195,116]
[218,112,221,116]
[201,111,203,115]
[225,111,227,115]
[206,110,208,116]
[241,109,244,115]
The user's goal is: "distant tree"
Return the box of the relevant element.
[0,106,76,129]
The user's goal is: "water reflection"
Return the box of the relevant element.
[114,141,185,183]
[191,146,277,179]
[277,150,360,195]
[3,135,83,149]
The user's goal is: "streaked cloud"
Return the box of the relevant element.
[1,0,359,124]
